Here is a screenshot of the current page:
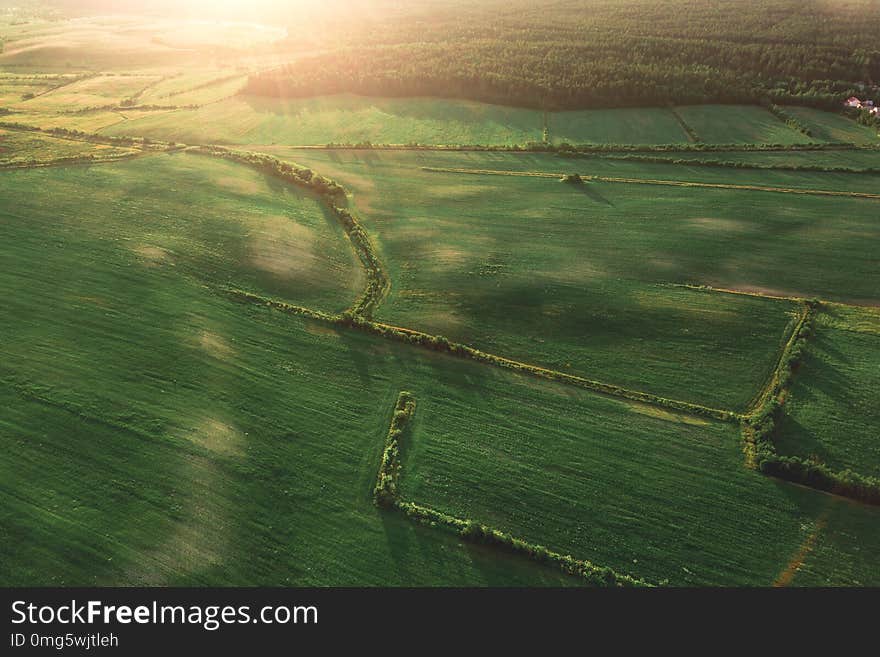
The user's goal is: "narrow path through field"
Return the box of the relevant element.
[772,507,831,587]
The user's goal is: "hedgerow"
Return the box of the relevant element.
[744,301,880,505]
[767,103,814,138]
[591,153,880,175]
[396,501,650,587]
[373,391,416,507]
[369,392,650,586]
[190,146,389,319]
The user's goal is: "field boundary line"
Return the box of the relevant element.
[372,391,652,587]
[589,153,880,175]
[222,287,739,423]
[420,166,880,200]
[188,146,390,319]
[742,301,880,505]
[669,106,702,143]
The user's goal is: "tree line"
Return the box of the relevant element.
[245,0,880,110]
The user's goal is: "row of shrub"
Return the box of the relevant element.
[396,501,650,587]
[319,140,868,154]
[669,106,702,143]
[767,104,814,137]
[192,146,389,319]
[0,151,143,169]
[336,314,737,422]
[71,102,198,113]
[745,301,880,505]
[592,153,880,175]
[373,391,416,507]
[0,122,174,150]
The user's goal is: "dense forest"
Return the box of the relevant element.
[245,0,880,110]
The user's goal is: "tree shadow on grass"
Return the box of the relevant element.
[564,180,613,206]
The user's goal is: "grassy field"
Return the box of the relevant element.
[101,94,547,146]
[608,149,880,170]
[15,74,161,111]
[272,149,879,408]
[0,152,363,313]
[3,12,880,588]
[549,107,689,144]
[675,104,817,144]
[785,106,880,145]
[2,166,877,585]
[98,96,863,148]
[774,305,880,479]
[398,380,880,586]
[0,127,138,165]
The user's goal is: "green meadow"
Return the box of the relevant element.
[675,104,816,144]
[774,305,880,479]
[784,106,880,145]
[3,11,880,587]
[274,148,879,408]
[398,382,880,586]
[2,160,878,584]
[0,127,138,164]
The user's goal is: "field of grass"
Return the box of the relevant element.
[274,149,879,406]
[101,94,547,146]
[3,13,880,588]
[2,160,877,585]
[774,305,880,479]
[0,152,363,313]
[785,106,880,145]
[103,97,858,148]
[549,107,689,144]
[0,127,138,165]
[610,149,880,170]
[675,104,817,144]
[397,381,880,585]
[15,74,161,111]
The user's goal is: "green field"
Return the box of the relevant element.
[2,169,877,585]
[774,305,880,479]
[604,149,880,170]
[101,95,547,146]
[271,149,879,406]
[675,104,817,144]
[397,381,880,585]
[4,9,880,589]
[0,127,138,164]
[0,152,363,313]
[549,107,689,144]
[785,107,880,145]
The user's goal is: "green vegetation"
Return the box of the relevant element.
[673,105,816,145]
[396,370,880,586]
[785,106,880,145]
[0,152,363,314]
[247,0,880,110]
[549,107,689,145]
[0,126,139,165]
[774,306,880,480]
[3,2,880,588]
